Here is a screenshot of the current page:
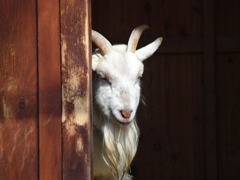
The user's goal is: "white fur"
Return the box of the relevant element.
[92,34,162,180]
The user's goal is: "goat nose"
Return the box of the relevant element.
[120,110,132,119]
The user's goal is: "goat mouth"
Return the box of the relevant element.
[116,119,131,126]
[112,115,131,125]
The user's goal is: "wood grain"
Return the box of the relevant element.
[203,1,217,179]
[0,0,38,179]
[0,0,239,179]
[61,0,92,179]
[216,1,240,179]
[38,0,62,179]
[216,54,240,180]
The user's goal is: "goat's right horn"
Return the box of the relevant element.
[127,25,149,53]
[92,30,112,55]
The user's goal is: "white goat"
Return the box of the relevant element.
[92,25,162,180]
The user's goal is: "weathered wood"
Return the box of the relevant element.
[203,1,217,179]
[0,0,238,179]
[38,0,62,179]
[0,0,38,179]
[61,0,92,179]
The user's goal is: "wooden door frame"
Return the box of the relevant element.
[38,0,92,179]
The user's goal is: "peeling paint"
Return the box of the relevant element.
[76,137,84,152]
[76,136,88,163]
[60,0,92,178]
[62,86,66,124]
[61,39,90,131]
[61,40,67,65]
[64,120,76,136]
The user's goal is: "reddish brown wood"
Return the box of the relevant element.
[0,0,38,179]
[38,0,62,179]
[0,0,239,179]
[61,0,92,179]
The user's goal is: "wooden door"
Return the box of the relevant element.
[0,0,92,179]
[0,1,38,179]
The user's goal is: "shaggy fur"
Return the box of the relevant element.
[92,26,162,180]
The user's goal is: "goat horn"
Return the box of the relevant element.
[127,25,149,53]
[92,30,112,55]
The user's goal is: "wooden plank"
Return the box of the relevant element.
[0,0,38,179]
[112,37,240,54]
[99,37,203,54]
[157,37,202,54]
[61,0,92,179]
[216,54,240,180]
[203,1,217,179]
[91,0,240,179]
[216,0,240,37]
[38,0,62,180]
[216,37,240,52]
[215,0,240,179]
[133,54,206,180]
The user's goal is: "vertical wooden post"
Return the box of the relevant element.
[203,1,217,179]
[0,1,38,179]
[61,0,92,179]
[38,0,62,180]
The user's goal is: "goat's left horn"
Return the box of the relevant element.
[92,30,112,55]
[127,25,149,53]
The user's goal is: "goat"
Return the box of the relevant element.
[92,25,162,180]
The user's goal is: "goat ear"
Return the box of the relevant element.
[135,37,163,61]
[92,54,101,71]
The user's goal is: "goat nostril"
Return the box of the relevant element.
[120,110,132,119]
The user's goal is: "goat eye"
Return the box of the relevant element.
[97,72,111,85]
[102,77,111,85]
[99,75,112,85]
